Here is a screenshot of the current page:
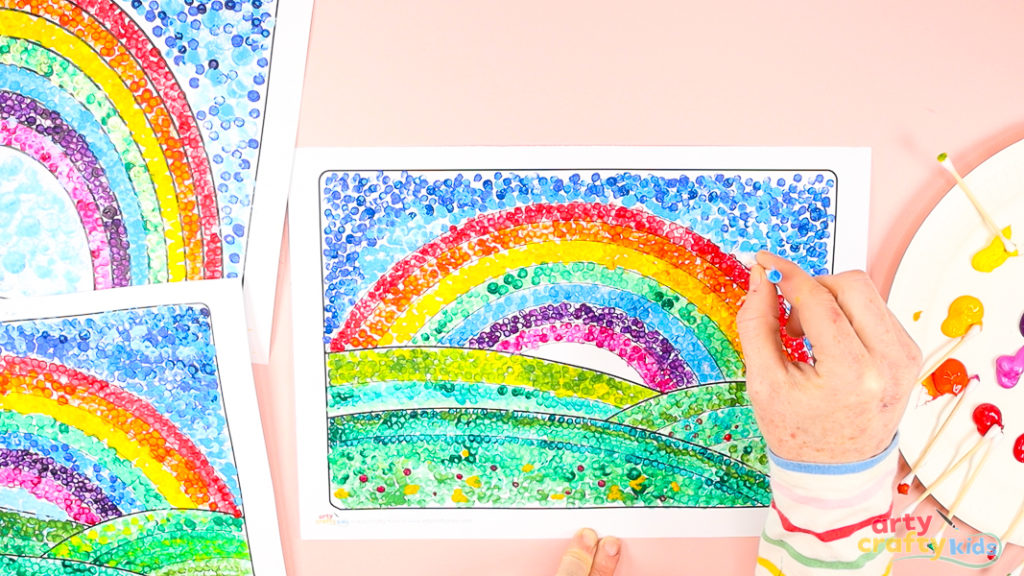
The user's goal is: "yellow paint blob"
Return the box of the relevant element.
[451,488,469,503]
[940,295,984,338]
[971,226,1018,272]
[628,475,647,491]
[606,485,624,502]
[403,485,420,495]
[333,488,349,500]
[465,476,482,488]
[912,311,922,322]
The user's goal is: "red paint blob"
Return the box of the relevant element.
[972,403,1003,435]
[1014,433,1024,464]
[897,483,910,495]
[928,358,970,397]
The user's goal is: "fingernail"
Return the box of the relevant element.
[602,537,620,557]
[581,528,598,548]
[749,265,763,292]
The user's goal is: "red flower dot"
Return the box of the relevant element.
[597,480,606,487]
[723,434,732,441]
[490,465,498,471]
[456,474,463,480]
[358,474,368,483]
[577,465,585,472]
[376,486,385,493]
[403,468,412,476]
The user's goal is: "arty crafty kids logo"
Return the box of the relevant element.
[860,513,1003,569]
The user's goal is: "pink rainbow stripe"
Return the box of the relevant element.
[0,467,101,524]
[495,323,674,391]
[0,118,112,289]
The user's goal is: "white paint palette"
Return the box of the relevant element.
[891,138,1024,546]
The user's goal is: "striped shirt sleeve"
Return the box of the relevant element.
[755,436,900,576]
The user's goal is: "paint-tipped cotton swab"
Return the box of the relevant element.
[938,153,1017,253]
[900,426,999,517]
[931,429,1003,542]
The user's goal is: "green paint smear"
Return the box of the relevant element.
[328,379,620,419]
[327,409,769,509]
[0,556,136,576]
[0,36,166,281]
[608,381,749,430]
[0,410,168,509]
[327,348,656,408]
[48,509,251,573]
[411,262,743,379]
[0,510,82,556]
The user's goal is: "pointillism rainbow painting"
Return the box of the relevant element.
[0,0,311,350]
[0,302,259,575]
[318,167,835,510]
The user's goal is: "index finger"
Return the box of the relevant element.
[755,251,866,361]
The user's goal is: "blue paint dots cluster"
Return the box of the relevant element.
[124,0,280,276]
[318,170,838,340]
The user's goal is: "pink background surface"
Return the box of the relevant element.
[252,1,1024,573]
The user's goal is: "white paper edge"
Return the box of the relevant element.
[0,280,287,573]
[289,146,872,540]
[242,0,316,364]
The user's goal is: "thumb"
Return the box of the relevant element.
[736,265,788,383]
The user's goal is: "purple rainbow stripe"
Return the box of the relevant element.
[0,447,121,523]
[0,90,130,287]
[467,302,698,390]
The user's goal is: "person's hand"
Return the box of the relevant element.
[554,528,620,576]
[735,251,923,463]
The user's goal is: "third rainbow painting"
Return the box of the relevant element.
[290,147,870,539]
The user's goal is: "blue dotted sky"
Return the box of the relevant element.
[319,170,839,341]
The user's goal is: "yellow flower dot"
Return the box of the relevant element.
[550,493,565,500]
[670,481,681,492]
[452,488,469,503]
[628,475,646,491]
[465,475,482,488]
[461,449,470,458]
[522,464,534,472]
[404,485,420,495]
[607,485,624,502]
[334,488,349,499]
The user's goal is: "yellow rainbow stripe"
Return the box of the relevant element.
[379,240,739,350]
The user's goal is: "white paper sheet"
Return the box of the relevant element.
[0,280,285,574]
[290,147,870,539]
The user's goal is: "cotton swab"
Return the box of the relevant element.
[900,426,998,517]
[937,153,1017,254]
[897,380,973,492]
[931,429,1003,542]
[897,326,981,491]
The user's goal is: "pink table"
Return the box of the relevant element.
[254,1,1024,573]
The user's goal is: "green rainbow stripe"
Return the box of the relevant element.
[328,380,620,420]
[47,509,251,573]
[0,35,165,282]
[328,409,770,509]
[0,509,81,556]
[411,262,743,379]
[327,348,657,409]
[0,410,167,509]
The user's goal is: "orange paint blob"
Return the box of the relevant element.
[912,311,922,322]
[925,358,969,398]
[940,295,984,338]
